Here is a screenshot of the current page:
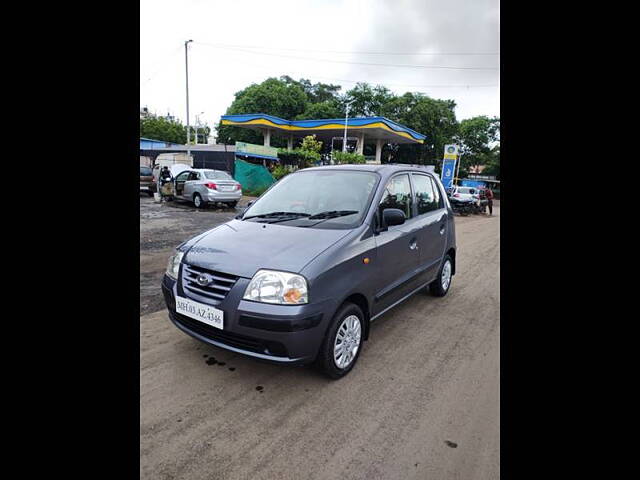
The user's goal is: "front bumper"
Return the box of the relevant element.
[161,274,336,365]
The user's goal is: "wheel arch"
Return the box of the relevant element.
[446,247,456,275]
[337,293,371,341]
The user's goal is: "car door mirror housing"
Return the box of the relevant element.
[383,208,406,227]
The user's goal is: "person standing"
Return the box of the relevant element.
[484,186,494,216]
[159,166,172,201]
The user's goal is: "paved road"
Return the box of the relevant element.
[140,205,500,480]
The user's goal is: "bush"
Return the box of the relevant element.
[277,148,320,168]
[272,165,290,180]
[243,185,269,197]
[333,151,366,164]
[300,135,323,154]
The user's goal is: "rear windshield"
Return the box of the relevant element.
[458,187,475,194]
[140,167,152,176]
[203,171,233,180]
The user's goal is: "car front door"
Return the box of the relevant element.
[410,173,448,285]
[175,171,190,198]
[372,173,423,317]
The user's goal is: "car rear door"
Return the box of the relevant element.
[372,173,422,316]
[410,173,448,285]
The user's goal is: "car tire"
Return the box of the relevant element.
[193,193,207,209]
[429,254,453,297]
[147,191,154,197]
[316,302,364,379]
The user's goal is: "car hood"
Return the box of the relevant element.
[183,219,352,278]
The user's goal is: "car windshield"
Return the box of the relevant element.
[458,187,474,194]
[243,170,379,229]
[203,170,233,180]
[140,167,152,176]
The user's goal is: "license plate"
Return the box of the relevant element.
[175,296,224,330]
[220,186,233,191]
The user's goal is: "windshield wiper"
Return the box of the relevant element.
[307,210,359,220]
[243,211,311,222]
[301,210,359,227]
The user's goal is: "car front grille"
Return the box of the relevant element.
[172,312,288,358]
[181,264,238,303]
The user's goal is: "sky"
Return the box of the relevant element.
[140,0,499,136]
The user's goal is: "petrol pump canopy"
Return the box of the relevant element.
[220,114,426,144]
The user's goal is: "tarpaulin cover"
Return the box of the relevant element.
[234,159,275,192]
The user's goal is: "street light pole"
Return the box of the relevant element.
[195,111,204,145]
[185,39,193,160]
[343,101,353,153]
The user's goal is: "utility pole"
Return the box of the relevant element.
[185,39,193,160]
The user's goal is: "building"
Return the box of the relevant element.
[220,114,426,164]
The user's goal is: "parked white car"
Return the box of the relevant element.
[449,186,480,203]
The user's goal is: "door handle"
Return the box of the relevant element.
[409,238,418,250]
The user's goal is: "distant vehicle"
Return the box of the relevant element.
[449,186,478,202]
[140,165,154,196]
[172,169,242,208]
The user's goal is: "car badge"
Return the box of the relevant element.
[196,273,211,286]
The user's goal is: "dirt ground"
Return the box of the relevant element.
[140,196,500,480]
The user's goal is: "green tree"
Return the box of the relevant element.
[344,83,394,117]
[216,77,308,146]
[281,76,342,104]
[140,115,187,144]
[456,116,500,172]
[296,100,343,120]
[381,93,459,165]
[480,145,500,178]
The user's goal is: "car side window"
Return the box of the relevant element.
[412,174,439,215]
[176,172,189,182]
[188,172,199,181]
[379,174,413,220]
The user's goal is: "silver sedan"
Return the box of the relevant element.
[173,169,242,208]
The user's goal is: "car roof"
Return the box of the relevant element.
[302,163,437,174]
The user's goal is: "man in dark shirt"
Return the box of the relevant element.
[484,186,494,216]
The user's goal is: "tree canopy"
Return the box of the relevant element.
[215,76,499,174]
[140,114,210,145]
[140,115,187,144]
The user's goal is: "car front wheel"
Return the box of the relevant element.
[317,302,364,379]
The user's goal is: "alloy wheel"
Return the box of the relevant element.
[333,315,362,369]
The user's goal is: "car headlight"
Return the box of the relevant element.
[243,269,308,305]
[166,250,184,279]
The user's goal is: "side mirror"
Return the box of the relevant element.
[383,208,406,227]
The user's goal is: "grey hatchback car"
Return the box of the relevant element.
[162,164,456,378]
